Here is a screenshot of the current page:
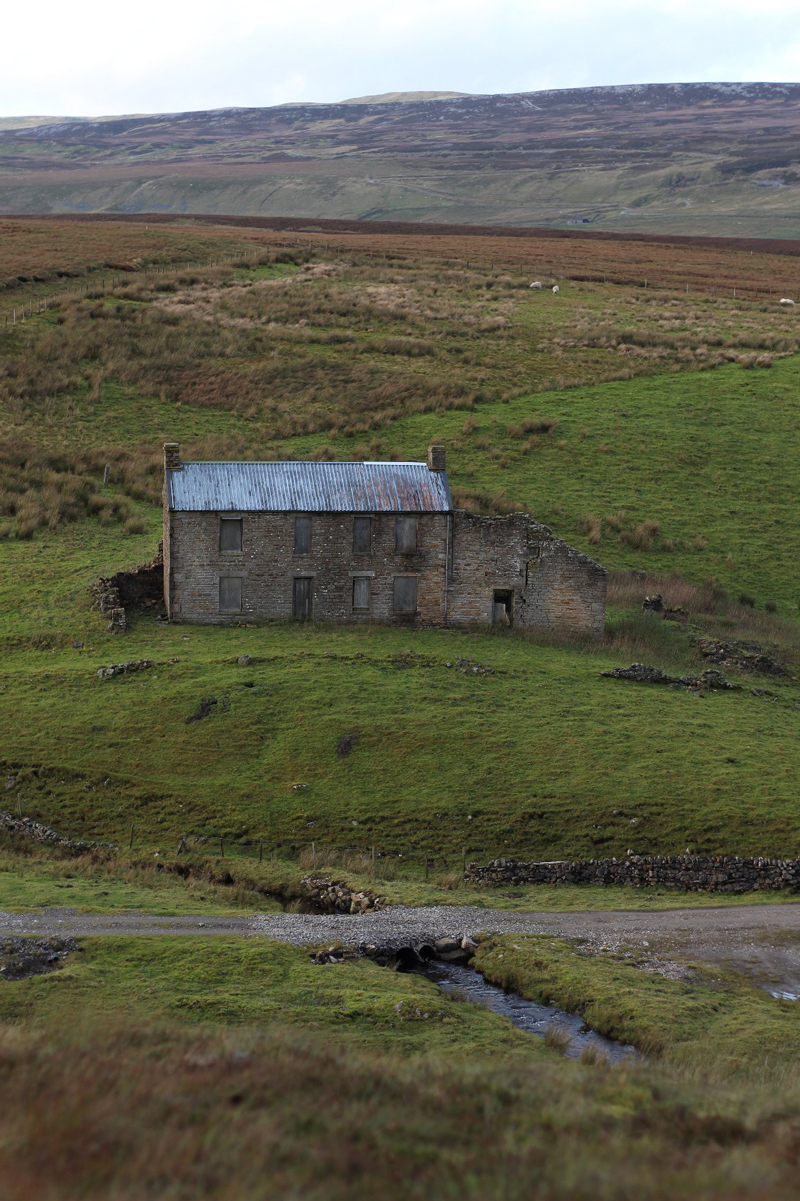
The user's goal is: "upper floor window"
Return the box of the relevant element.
[353,516,372,555]
[294,516,312,554]
[395,516,417,554]
[219,517,242,553]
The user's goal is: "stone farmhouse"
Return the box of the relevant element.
[162,443,606,635]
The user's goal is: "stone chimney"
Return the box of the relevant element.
[163,443,182,472]
[427,445,446,472]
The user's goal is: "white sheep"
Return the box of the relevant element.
[529,281,542,290]
[552,285,560,295]
[779,297,796,306]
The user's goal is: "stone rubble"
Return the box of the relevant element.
[601,663,735,689]
[300,875,383,914]
[0,812,95,850]
[696,637,786,676]
[97,659,154,680]
[0,936,79,980]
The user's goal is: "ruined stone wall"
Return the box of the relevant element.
[467,855,800,894]
[167,510,448,625]
[446,512,606,637]
[92,545,164,632]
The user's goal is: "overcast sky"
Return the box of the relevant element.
[5,0,800,117]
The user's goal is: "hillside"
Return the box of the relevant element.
[4,83,800,236]
[2,215,800,860]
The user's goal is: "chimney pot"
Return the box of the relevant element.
[163,443,182,472]
[427,445,446,472]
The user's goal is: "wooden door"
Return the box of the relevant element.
[293,577,312,621]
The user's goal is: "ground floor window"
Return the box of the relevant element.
[392,575,417,613]
[219,576,242,613]
[352,577,370,611]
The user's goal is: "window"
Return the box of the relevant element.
[294,516,311,554]
[353,516,372,555]
[219,518,242,553]
[393,576,417,613]
[395,516,417,554]
[352,577,370,611]
[219,577,242,613]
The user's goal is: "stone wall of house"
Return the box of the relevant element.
[466,855,800,893]
[446,512,606,637]
[166,509,449,625]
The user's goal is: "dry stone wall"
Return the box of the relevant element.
[467,855,800,893]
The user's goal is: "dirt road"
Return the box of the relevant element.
[3,902,800,993]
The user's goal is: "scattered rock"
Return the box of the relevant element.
[97,659,154,681]
[696,638,786,676]
[0,937,79,981]
[236,655,252,667]
[601,663,735,690]
[641,594,687,622]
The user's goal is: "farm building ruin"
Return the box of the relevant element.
[162,443,606,635]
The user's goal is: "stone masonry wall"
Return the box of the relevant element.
[167,510,449,625]
[467,855,800,894]
[446,512,606,636]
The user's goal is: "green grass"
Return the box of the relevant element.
[0,844,276,915]
[0,936,545,1059]
[476,934,800,1075]
[2,582,800,860]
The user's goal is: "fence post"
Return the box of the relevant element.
[371,845,376,871]
[259,838,263,862]
[220,837,224,858]
[424,854,429,882]
[462,847,467,879]
[129,823,134,848]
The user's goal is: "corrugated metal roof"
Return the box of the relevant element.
[167,460,453,513]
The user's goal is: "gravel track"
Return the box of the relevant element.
[2,902,800,990]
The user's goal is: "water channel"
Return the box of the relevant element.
[418,960,638,1064]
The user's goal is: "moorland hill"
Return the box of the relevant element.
[4,83,800,237]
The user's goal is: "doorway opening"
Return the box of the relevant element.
[293,577,313,621]
[492,589,513,627]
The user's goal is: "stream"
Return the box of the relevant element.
[418,960,638,1063]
